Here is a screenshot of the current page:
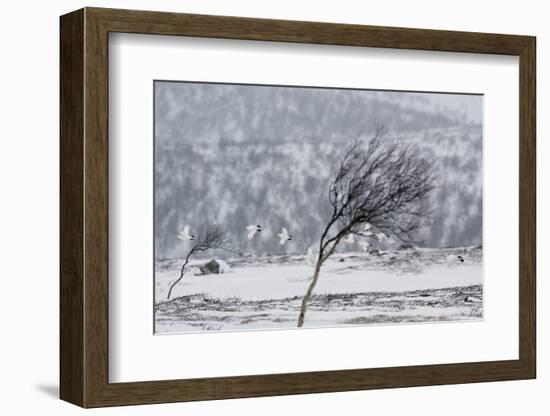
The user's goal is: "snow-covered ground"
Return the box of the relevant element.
[154,246,483,333]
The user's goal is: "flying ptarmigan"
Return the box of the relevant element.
[363,223,373,236]
[359,241,370,252]
[446,254,465,264]
[306,246,318,267]
[177,225,195,241]
[344,234,355,244]
[278,227,293,245]
[375,232,387,241]
[246,224,262,240]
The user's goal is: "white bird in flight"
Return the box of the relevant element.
[359,241,370,252]
[177,225,195,241]
[306,246,317,267]
[278,227,293,245]
[344,234,355,244]
[246,224,262,240]
[446,254,465,265]
[363,223,373,236]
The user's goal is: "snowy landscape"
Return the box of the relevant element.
[154,81,483,334]
[154,246,482,333]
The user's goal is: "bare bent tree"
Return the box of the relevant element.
[297,126,437,327]
[167,223,232,300]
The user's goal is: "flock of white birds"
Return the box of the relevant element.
[176,222,469,266]
[178,223,295,246]
[177,222,397,250]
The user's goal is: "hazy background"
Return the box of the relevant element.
[154,81,483,258]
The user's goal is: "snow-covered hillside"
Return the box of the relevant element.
[155,81,483,258]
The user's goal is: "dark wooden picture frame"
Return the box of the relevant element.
[60,7,536,408]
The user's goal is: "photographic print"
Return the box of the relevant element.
[154,81,483,334]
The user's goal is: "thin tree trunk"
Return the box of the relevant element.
[167,254,192,300]
[297,261,322,327]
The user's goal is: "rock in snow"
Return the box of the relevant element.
[464,296,482,303]
[199,259,231,275]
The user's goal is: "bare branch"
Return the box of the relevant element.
[167,223,232,300]
[297,126,438,327]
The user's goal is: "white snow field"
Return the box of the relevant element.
[154,247,483,333]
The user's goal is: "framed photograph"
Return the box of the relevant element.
[60,7,536,407]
